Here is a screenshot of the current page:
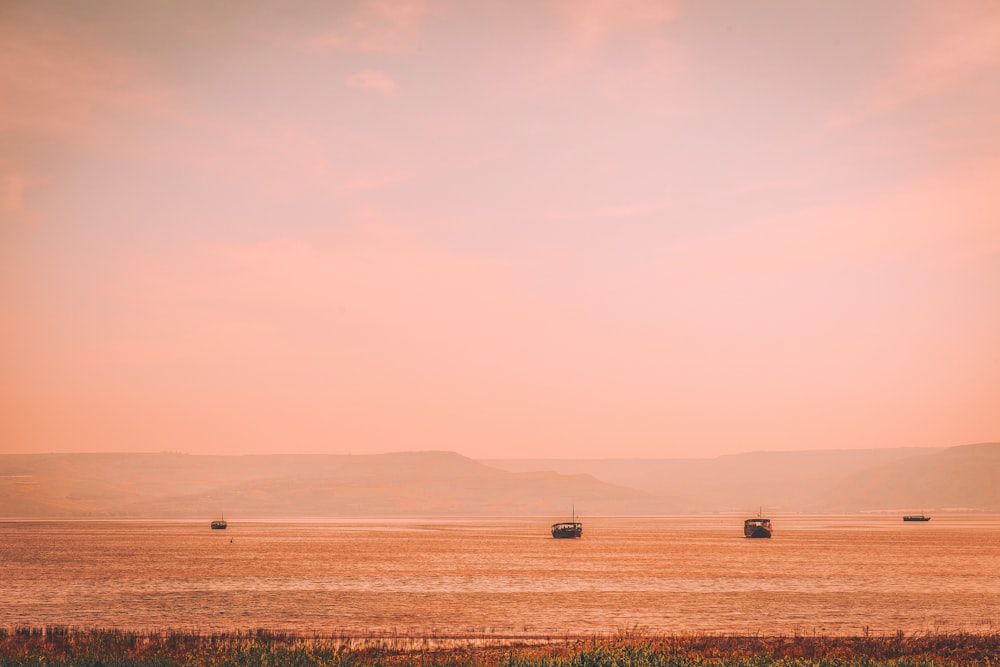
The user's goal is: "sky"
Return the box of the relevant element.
[2,0,999,460]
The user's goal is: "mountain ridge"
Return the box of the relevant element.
[1,443,997,517]
[0,450,673,518]
[484,443,998,513]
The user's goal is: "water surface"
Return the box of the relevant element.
[2,515,997,636]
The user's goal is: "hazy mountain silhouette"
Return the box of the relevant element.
[0,451,671,518]
[485,443,999,513]
[0,443,996,518]
[816,442,1000,512]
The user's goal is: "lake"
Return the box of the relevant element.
[2,515,998,636]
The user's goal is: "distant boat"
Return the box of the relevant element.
[551,506,582,539]
[211,515,227,530]
[744,510,772,538]
[903,514,931,522]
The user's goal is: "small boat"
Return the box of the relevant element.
[903,514,930,522]
[211,515,228,530]
[551,506,582,539]
[744,510,772,538]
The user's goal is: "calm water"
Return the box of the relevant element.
[2,516,998,636]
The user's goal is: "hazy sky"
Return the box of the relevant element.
[2,1,998,459]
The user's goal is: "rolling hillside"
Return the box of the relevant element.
[485,443,1000,513]
[1,443,996,518]
[0,451,673,518]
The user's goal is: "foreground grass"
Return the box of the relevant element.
[1,628,998,666]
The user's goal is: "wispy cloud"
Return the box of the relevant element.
[557,0,677,56]
[0,10,170,225]
[304,0,429,54]
[890,5,1000,102]
[0,169,40,220]
[531,0,682,107]
[347,69,399,95]
[544,201,666,221]
[830,3,1000,127]
[662,156,1000,289]
[0,13,167,140]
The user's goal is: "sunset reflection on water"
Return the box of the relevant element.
[2,516,998,636]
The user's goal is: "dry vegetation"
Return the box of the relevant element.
[1,627,999,666]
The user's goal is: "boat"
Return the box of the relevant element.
[551,506,582,539]
[903,514,931,522]
[744,510,772,538]
[211,515,227,530]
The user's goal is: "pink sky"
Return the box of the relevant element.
[2,1,998,459]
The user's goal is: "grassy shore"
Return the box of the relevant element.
[1,627,998,666]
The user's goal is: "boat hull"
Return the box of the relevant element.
[903,516,930,522]
[743,517,772,538]
[745,526,771,538]
[211,521,227,530]
[551,522,582,539]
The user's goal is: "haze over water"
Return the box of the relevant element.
[4,516,998,636]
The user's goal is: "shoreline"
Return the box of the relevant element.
[3,627,1000,666]
[6,625,1000,640]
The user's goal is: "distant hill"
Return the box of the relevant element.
[1,443,996,518]
[0,451,675,519]
[484,443,1000,514]
[818,442,1000,512]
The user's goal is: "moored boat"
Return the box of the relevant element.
[744,511,772,538]
[903,514,930,522]
[211,515,227,530]
[551,506,582,539]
